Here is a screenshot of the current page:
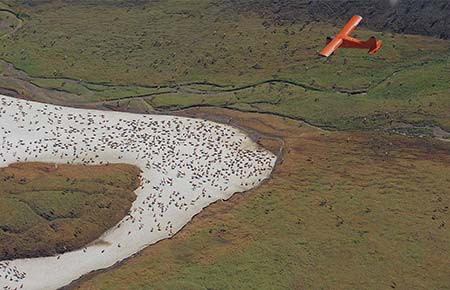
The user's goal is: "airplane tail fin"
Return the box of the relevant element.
[367,37,382,54]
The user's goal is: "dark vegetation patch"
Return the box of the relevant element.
[0,162,140,260]
[227,0,450,39]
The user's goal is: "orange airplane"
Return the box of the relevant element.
[319,15,382,57]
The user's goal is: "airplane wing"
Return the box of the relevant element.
[319,37,343,57]
[339,15,363,36]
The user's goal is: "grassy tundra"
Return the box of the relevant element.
[0,0,449,289]
[0,0,449,131]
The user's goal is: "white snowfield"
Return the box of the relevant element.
[0,95,276,290]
